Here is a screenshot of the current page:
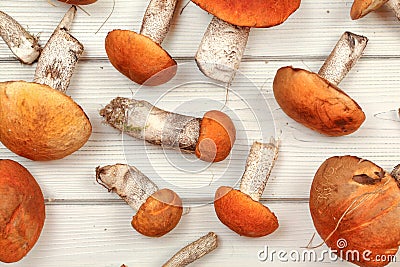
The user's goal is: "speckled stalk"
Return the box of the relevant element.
[162,232,218,267]
[140,0,178,45]
[239,139,279,202]
[387,0,400,20]
[195,17,250,83]
[0,11,41,64]
[100,97,201,152]
[33,6,84,93]
[318,32,368,86]
[96,164,159,211]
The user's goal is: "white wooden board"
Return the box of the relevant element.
[1,0,400,266]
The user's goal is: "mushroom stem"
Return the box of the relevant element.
[100,97,201,152]
[195,16,250,83]
[318,32,368,86]
[162,232,218,267]
[239,139,279,202]
[0,11,41,64]
[96,164,159,211]
[387,0,400,20]
[140,0,178,45]
[33,6,84,93]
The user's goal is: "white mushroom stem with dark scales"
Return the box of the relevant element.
[96,164,159,211]
[318,32,368,86]
[239,139,279,202]
[195,17,250,83]
[387,0,400,19]
[100,97,201,152]
[162,232,218,267]
[0,11,41,64]
[33,6,84,93]
[140,0,178,45]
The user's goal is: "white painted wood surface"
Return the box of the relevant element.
[1,0,400,266]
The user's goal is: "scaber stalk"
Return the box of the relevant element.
[0,11,41,64]
[33,6,84,93]
[162,232,218,267]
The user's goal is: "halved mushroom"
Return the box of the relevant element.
[0,6,91,161]
[96,164,183,237]
[273,32,367,136]
[0,159,45,263]
[0,10,41,64]
[351,0,400,20]
[310,155,400,267]
[100,97,236,163]
[214,140,279,237]
[193,0,301,83]
[105,0,178,86]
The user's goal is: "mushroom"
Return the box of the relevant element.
[96,164,183,237]
[100,97,236,163]
[192,0,301,83]
[310,155,400,267]
[0,159,45,263]
[57,0,97,4]
[162,232,218,267]
[214,140,279,237]
[273,32,368,136]
[0,6,92,161]
[351,0,400,20]
[0,10,41,64]
[105,0,178,86]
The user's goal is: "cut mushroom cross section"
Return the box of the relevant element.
[351,0,400,20]
[100,97,236,163]
[273,32,368,136]
[105,0,178,86]
[0,6,91,161]
[96,164,183,237]
[214,140,279,237]
[193,0,301,83]
[162,232,218,267]
[0,11,41,64]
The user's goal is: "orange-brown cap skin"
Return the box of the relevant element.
[273,67,365,136]
[310,156,400,267]
[132,188,183,237]
[58,0,97,4]
[0,160,45,263]
[214,186,278,237]
[0,81,92,161]
[195,110,236,163]
[105,30,177,86]
[350,0,388,20]
[191,0,301,27]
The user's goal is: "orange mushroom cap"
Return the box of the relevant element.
[131,188,183,237]
[273,66,365,136]
[191,0,301,27]
[58,0,97,4]
[310,156,400,267]
[105,30,177,86]
[0,159,45,263]
[214,186,278,237]
[350,0,388,20]
[0,81,92,161]
[195,110,236,163]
